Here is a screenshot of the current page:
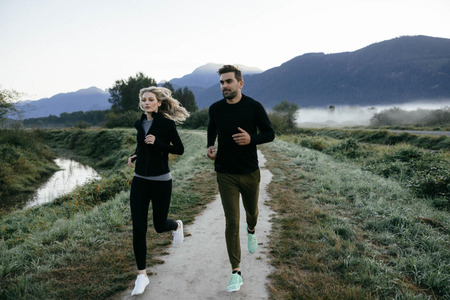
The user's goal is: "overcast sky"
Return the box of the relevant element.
[1,0,449,100]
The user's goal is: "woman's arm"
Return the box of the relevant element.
[153,121,184,155]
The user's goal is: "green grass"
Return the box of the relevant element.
[281,133,450,207]
[0,129,59,211]
[0,129,217,299]
[293,127,450,151]
[2,128,449,299]
[262,139,450,299]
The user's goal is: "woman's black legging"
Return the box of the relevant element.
[130,176,178,270]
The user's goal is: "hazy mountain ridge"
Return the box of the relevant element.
[16,35,450,118]
[167,63,263,100]
[169,63,263,89]
[195,35,450,108]
[17,87,110,119]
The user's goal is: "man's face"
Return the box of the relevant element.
[219,72,243,100]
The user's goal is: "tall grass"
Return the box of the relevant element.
[3,127,448,299]
[44,128,137,173]
[0,129,58,209]
[282,132,449,208]
[262,139,449,299]
[0,129,217,299]
[293,127,450,151]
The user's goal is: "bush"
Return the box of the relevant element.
[364,145,450,204]
[299,136,329,152]
[75,121,91,129]
[182,108,209,129]
[371,107,450,127]
[105,111,140,128]
[325,138,365,158]
[269,112,290,134]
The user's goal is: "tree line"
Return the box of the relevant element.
[370,106,450,127]
[9,72,299,132]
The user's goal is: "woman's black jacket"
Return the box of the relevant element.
[130,113,184,176]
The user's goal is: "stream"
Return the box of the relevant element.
[24,158,100,208]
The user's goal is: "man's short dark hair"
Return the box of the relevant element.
[218,65,243,82]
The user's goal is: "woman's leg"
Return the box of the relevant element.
[150,179,178,233]
[130,177,151,271]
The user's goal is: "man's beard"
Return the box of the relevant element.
[223,89,237,100]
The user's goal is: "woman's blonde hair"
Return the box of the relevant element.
[139,86,190,123]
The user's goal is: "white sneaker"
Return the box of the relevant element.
[131,274,149,296]
[172,220,184,247]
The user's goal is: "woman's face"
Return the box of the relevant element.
[141,91,161,114]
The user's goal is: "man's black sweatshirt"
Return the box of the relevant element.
[207,94,275,174]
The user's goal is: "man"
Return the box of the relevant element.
[207,65,275,292]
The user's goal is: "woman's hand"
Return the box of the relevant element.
[128,155,137,167]
[145,134,156,145]
[207,146,216,160]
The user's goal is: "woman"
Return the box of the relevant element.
[127,86,189,296]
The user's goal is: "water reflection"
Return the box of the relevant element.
[25,158,100,208]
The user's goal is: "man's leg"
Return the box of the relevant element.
[240,169,260,253]
[217,172,241,270]
[241,169,260,231]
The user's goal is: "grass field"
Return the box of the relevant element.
[1,128,449,299]
[0,129,217,299]
[264,134,449,299]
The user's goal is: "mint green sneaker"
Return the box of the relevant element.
[247,226,258,253]
[226,273,243,292]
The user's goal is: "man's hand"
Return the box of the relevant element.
[232,127,251,145]
[207,146,217,160]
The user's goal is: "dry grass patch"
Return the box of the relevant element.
[260,140,448,299]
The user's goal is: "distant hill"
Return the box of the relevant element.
[195,35,450,109]
[17,87,111,119]
[168,63,263,99]
[15,36,450,118]
[170,63,262,88]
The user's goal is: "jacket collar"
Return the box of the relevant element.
[140,112,162,121]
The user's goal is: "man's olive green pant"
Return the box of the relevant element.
[217,169,260,269]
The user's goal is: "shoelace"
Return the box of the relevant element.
[229,274,240,285]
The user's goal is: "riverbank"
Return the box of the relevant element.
[0,129,217,299]
[0,129,59,214]
[1,128,448,299]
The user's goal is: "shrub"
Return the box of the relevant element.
[365,145,450,204]
[325,138,365,158]
[182,108,209,129]
[75,121,91,129]
[269,112,290,134]
[105,111,140,128]
[299,136,329,152]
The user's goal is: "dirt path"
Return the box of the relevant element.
[116,151,274,299]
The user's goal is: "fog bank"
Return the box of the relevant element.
[295,101,450,127]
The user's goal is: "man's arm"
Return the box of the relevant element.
[250,102,275,145]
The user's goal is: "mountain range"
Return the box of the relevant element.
[17,87,110,119]
[194,35,450,109]
[17,35,450,119]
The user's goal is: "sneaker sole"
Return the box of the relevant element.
[173,220,184,247]
[226,282,243,293]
